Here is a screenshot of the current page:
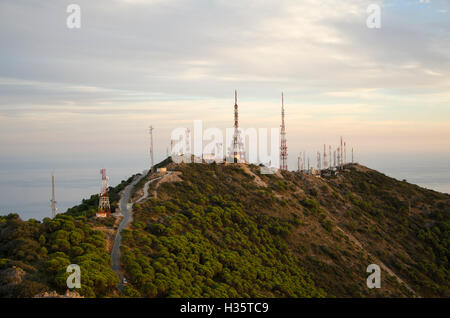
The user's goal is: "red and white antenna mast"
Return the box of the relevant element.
[232,90,246,163]
[233,90,239,163]
[280,92,288,170]
[97,168,111,218]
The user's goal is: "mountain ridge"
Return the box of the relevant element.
[0,160,448,297]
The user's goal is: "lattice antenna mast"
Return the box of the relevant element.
[233,90,239,163]
[186,128,191,154]
[344,141,347,166]
[186,128,191,162]
[216,142,223,161]
[307,157,310,172]
[303,151,306,171]
[337,147,340,169]
[317,151,321,170]
[231,90,246,163]
[149,126,154,170]
[97,168,111,217]
[50,174,57,218]
[340,136,343,169]
[333,150,336,168]
[329,146,332,169]
[280,92,288,170]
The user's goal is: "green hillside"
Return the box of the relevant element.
[0,161,448,298]
[121,162,449,297]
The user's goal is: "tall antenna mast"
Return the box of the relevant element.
[317,151,321,170]
[233,90,238,163]
[149,126,154,170]
[50,174,57,218]
[340,136,343,169]
[232,90,246,163]
[280,92,288,170]
[97,169,111,218]
[344,141,347,166]
[337,147,340,169]
[333,150,336,168]
[303,151,306,170]
[186,128,191,161]
[329,146,332,169]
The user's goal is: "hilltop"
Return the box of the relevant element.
[120,161,449,297]
[0,160,448,297]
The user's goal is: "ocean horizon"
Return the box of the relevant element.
[0,153,449,221]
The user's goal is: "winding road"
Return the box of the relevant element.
[110,172,166,291]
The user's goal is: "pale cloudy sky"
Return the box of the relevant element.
[0,0,449,169]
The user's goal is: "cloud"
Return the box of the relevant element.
[0,0,449,161]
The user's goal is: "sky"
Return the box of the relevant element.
[0,0,449,219]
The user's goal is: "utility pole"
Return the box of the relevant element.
[50,174,57,218]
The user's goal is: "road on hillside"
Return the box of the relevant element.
[111,173,146,290]
[111,172,167,291]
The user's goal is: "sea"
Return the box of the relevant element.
[0,153,449,221]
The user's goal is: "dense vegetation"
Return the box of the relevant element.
[121,196,323,297]
[0,160,448,298]
[0,213,118,297]
[324,166,450,296]
[0,175,137,297]
[120,162,449,297]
